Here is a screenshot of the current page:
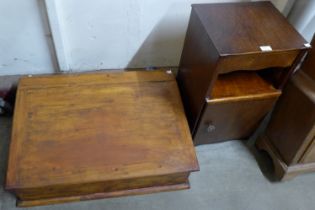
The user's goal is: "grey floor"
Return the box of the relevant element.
[1,116,315,210]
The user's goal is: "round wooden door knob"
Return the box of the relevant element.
[207,123,216,133]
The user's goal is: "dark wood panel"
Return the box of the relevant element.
[266,72,315,165]
[194,96,279,145]
[15,173,189,201]
[177,9,220,132]
[192,2,307,55]
[256,35,315,180]
[295,37,315,164]
[257,135,315,181]
[177,2,307,144]
[193,71,280,144]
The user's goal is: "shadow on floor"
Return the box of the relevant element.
[0,117,12,190]
[244,111,279,182]
[245,142,278,182]
[126,4,186,69]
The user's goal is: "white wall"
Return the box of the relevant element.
[288,0,315,42]
[0,0,56,75]
[0,0,292,76]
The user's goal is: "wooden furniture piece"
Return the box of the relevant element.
[257,36,315,181]
[177,2,309,145]
[5,70,199,207]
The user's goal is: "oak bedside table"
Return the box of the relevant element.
[177,2,309,145]
[257,36,315,180]
[5,70,199,206]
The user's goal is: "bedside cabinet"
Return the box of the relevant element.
[177,2,309,145]
[257,36,315,180]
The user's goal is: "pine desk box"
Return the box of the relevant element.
[5,70,199,207]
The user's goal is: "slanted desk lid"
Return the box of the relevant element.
[6,70,199,190]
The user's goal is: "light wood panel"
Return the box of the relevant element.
[6,70,199,206]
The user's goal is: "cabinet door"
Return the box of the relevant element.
[193,97,278,145]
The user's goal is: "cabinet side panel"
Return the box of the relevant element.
[177,9,220,132]
[266,79,315,165]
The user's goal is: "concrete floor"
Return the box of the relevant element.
[1,116,315,210]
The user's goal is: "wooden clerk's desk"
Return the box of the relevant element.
[6,70,199,206]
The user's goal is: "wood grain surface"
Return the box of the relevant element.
[177,2,307,143]
[192,2,307,55]
[210,71,281,101]
[6,70,199,206]
[177,9,220,132]
[256,36,315,180]
[266,72,315,165]
[194,72,280,144]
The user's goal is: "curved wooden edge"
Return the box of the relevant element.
[257,135,315,181]
[206,92,281,104]
[17,180,190,207]
[256,135,292,181]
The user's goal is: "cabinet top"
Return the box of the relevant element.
[192,2,307,55]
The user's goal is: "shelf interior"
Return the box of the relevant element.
[210,71,281,100]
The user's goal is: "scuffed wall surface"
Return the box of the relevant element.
[59,0,291,71]
[288,0,315,42]
[0,0,56,75]
[0,0,290,75]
